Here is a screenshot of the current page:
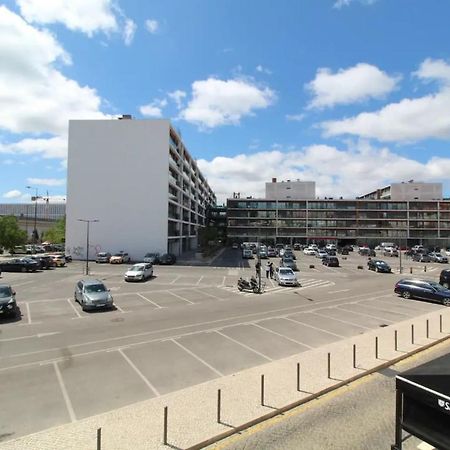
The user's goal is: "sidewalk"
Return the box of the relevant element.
[2,308,449,450]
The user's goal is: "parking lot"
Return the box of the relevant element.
[0,248,448,443]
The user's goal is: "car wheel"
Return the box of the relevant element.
[443,298,450,307]
[402,291,411,299]
[443,282,449,289]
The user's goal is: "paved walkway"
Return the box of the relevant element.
[1,307,449,450]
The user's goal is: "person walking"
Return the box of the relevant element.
[255,261,261,277]
[269,261,274,279]
[265,261,270,278]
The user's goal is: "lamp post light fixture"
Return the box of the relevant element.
[26,186,41,244]
[77,219,99,275]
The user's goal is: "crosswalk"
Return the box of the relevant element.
[221,278,335,296]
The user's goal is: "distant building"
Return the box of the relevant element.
[66,118,216,260]
[265,178,316,200]
[358,181,443,201]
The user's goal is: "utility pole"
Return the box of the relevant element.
[78,219,99,275]
[26,186,41,245]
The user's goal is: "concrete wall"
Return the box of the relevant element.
[390,182,443,200]
[265,180,316,200]
[66,119,170,261]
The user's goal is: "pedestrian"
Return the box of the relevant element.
[269,262,274,279]
[255,261,261,276]
[265,261,270,278]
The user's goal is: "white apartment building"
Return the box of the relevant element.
[265,178,316,200]
[359,181,443,201]
[65,118,216,260]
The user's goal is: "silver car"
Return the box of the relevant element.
[275,267,299,287]
[74,279,114,311]
[124,263,153,282]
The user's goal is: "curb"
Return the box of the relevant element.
[186,333,450,450]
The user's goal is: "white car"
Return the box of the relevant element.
[110,252,131,264]
[325,244,336,251]
[316,250,328,259]
[303,248,316,255]
[275,267,299,287]
[124,263,153,282]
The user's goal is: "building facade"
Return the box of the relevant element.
[227,190,450,247]
[358,181,443,201]
[265,178,316,200]
[66,118,216,260]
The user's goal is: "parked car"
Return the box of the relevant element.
[96,252,112,263]
[124,263,153,282]
[412,253,432,263]
[293,243,301,250]
[440,270,450,289]
[274,267,299,286]
[64,254,72,263]
[315,250,328,259]
[0,258,39,272]
[110,252,130,264]
[30,255,54,269]
[283,249,296,260]
[143,252,160,264]
[242,248,253,259]
[258,246,268,259]
[429,252,449,264]
[232,243,239,249]
[445,247,450,257]
[394,279,450,306]
[159,253,176,265]
[383,248,398,257]
[267,247,277,257]
[368,259,391,273]
[322,256,340,267]
[280,257,298,271]
[0,284,17,318]
[48,254,66,267]
[74,279,114,311]
[303,248,316,256]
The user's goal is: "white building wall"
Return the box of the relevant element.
[390,182,443,200]
[265,180,316,200]
[66,119,170,261]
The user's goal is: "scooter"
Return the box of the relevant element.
[237,276,263,293]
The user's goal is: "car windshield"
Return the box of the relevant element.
[113,253,123,257]
[429,282,448,292]
[279,269,293,276]
[145,253,157,257]
[130,265,144,271]
[97,253,107,257]
[283,258,294,263]
[0,286,12,297]
[84,284,107,293]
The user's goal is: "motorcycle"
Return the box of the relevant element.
[237,276,264,294]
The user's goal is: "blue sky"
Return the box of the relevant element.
[1,0,450,203]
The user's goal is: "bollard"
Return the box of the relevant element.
[217,389,221,424]
[309,264,315,269]
[261,375,265,406]
[357,265,363,270]
[411,324,415,344]
[424,265,427,272]
[426,319,429,339]
[440,314,443,333]
[394,330,398,351]
[163,406,168,445]
[97,428,101,450]
[296,363,301,392]
[410,267,413,274]
[327,352,331,379]
[352,344,356,369]
[375,336,379,359]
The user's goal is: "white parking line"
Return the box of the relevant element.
[167,290,195,305]
[196,276,204,286]
[170,275,181,285]
[170,339,224,376]
[252,323,313,348]
[328,289,350,294]
[285,317,344,338]
[118,349,160,396]
[26,302,32,324]
[53,361,76,422]
[66,298,83,319]
[195,289,223,301]
[221,276,226,286]
[136,293,164,309]
[215,330,272,361]
[114,303,130,314]
[337,305,395,322]
[11,280,35,288]
[312,311,371,329]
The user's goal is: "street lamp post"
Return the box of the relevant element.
[26,186,41,245]
[78,219,99,275]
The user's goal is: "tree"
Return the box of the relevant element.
[43,217,66,243]
[0,216,27,252]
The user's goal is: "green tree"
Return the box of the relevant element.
[0,216,27,252]
[43,217,66,243]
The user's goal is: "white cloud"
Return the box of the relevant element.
[198,141,450,203]
[322,59,450,142]
[286,114,305,122]
[27,177,66,186]
[306,63,400,109]
[334,0,378,9]
[0,136,67,159]
[123,18,136,45]
[145,19,159,34]
[0,7,107,136]
[3,189,22,199]
[168,90,186,109]
[16,0,118,36]
[139,98,167,118]
[256,65,272,75]
[180,77,276,129]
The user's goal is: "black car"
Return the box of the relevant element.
[283,250,296,260]
[280,257,298,271]
[322,256,339,267]
[367,259,391,273]
[30,255,55,269]
[144,252,160,264]
[159,253,176,265]
[0,258,39,272]
[440,270,450,289]
[412,253,432,263]
[394,279,450,306]
[0,284,17,318]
